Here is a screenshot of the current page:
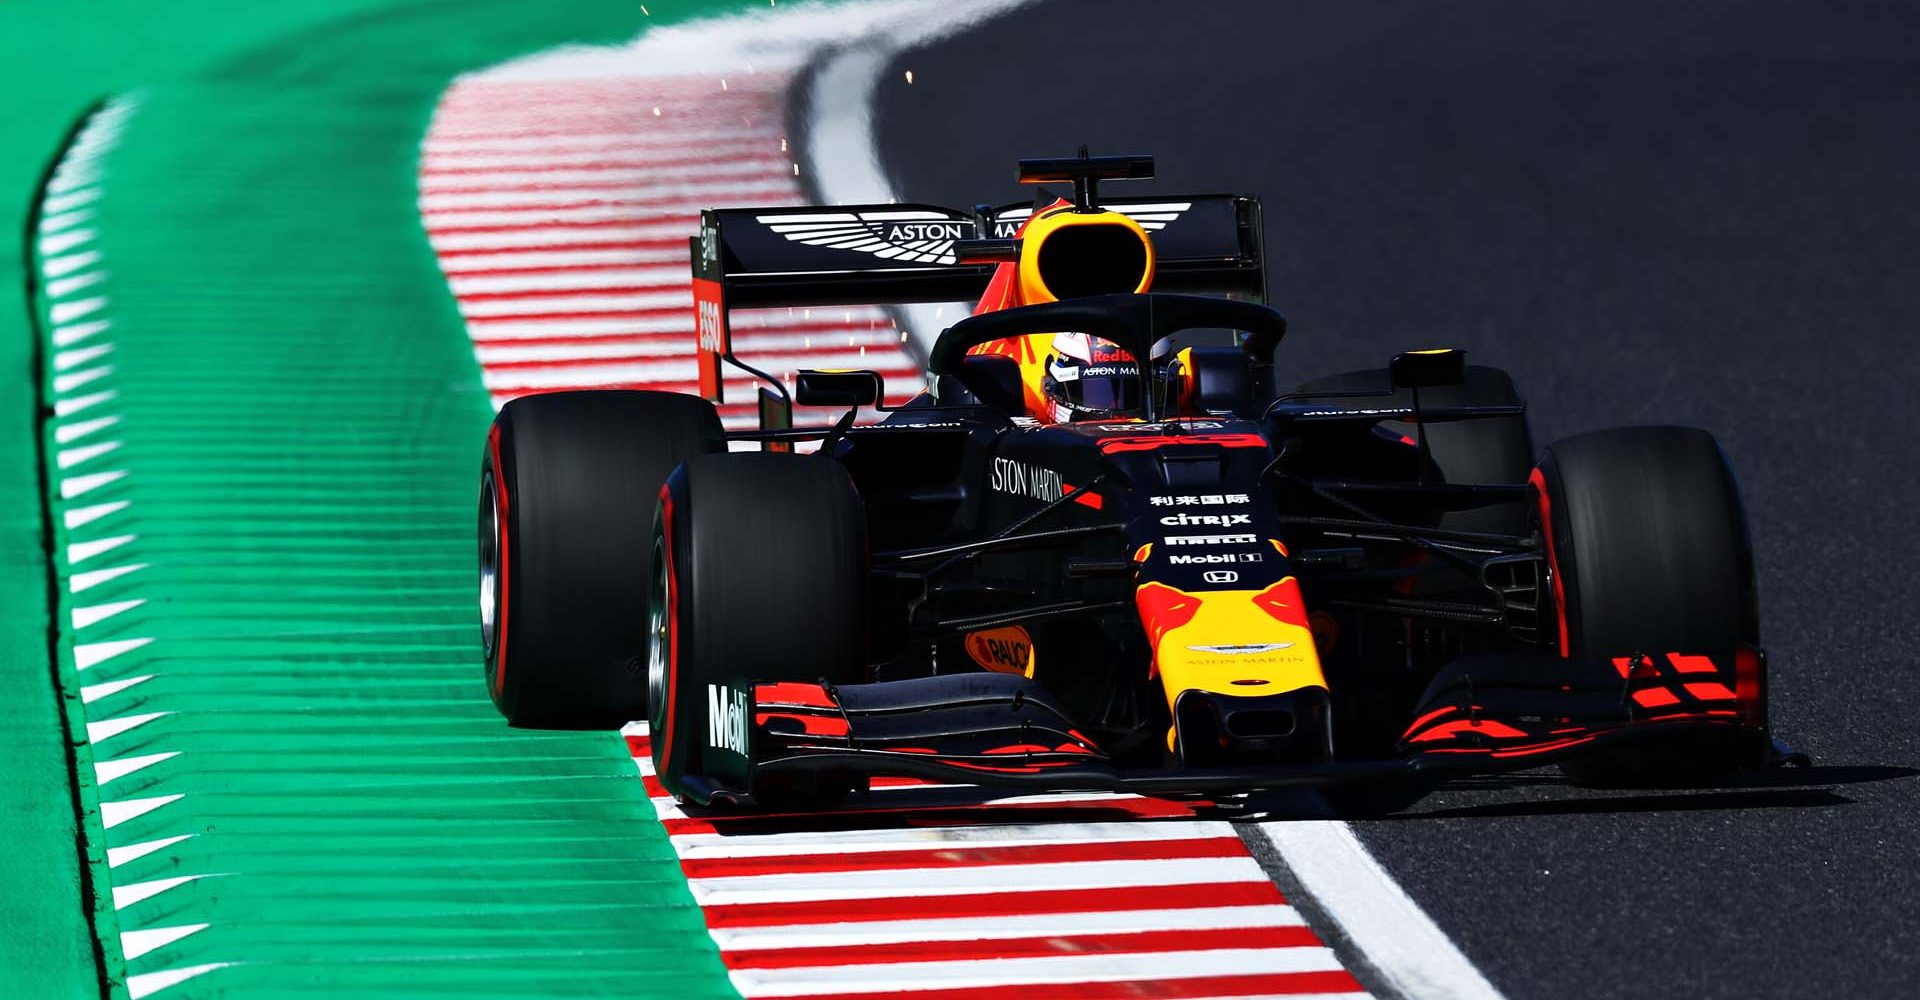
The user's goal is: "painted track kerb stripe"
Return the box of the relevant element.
[33,98,233,998]
[687,855,1273,904]
[425,0,1021,426]
[710,904,1307,951]
[804,13,1507,1000]
[1250,822,1505,1000]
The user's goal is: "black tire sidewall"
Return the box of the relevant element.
[484,390,721,728]
[1537,425,1758,659]
[652,453,867,797]
[1537,427,1764,783]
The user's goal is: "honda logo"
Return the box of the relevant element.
[1202,570,1239,584]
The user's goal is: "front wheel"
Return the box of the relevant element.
[649,453,868,805]
[1534,425,1764,783]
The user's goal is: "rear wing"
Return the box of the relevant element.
[690,194,1265,401]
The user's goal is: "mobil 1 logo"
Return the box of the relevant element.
[1169,551,1264,565]
[707,683,749,757]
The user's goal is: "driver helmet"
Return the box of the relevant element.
[1041,332,1181,422]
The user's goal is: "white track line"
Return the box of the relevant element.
[1251,822,1504,1000]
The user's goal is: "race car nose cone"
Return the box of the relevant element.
[1173,686,1333,767]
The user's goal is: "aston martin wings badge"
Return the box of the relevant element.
[755,210,974,265]
[756,203,1195,266]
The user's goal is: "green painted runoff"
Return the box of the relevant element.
[3,2,748,996]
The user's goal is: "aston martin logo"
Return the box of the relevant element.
[1186,643,1294,655]
[756,210,972,264]
[989,202,1192,237]
[756,203,1193,265]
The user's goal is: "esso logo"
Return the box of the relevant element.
[697,298,723,353]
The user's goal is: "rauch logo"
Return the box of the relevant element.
[965,625,1034,675]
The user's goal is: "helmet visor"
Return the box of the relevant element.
[1071,363,1141,412]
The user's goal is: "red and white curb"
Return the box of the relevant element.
[625,725,1366,999]
[422,9,930,425]
[35,97,231,998]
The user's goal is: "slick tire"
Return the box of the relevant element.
[1534,425,1761,784]
[1294,365,1534,535]
[649,453,867,804]
[481,390,723,729]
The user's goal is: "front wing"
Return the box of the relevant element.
[668,649,1776,807]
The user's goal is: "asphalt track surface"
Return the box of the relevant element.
[872,2,1920,997]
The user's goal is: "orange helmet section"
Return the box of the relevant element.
[967,202,1158,421]
[1135,577,1329,752]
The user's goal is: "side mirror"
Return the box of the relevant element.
[1185,345,1252,415]
[795,369,883,408]
[958,354,1025,414]
[1389,349,1466,390]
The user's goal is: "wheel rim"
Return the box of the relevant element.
[479,469,501,661]
[646,536,670,731]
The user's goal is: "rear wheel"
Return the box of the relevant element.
[1535,425,1763,783]
[650,453,868,804]
[481,390,723,728]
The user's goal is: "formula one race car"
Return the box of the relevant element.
[479,152,1796,811]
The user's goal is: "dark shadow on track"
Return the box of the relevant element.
[1218,765,1915,823]
[1399,788,1850,821]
